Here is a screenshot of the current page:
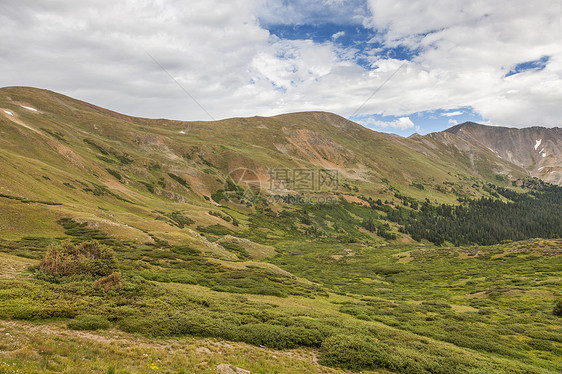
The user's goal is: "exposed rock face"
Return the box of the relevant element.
[216,364,251,374]
[445,122,562,185]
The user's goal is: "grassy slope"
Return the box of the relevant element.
[0,319,341,374]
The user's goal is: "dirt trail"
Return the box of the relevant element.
[0,320,326,368]
[0,254,37,279]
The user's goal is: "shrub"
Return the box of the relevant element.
[553,300,562,316]
[39,240,117,278]
[68,314,110,330]
[83,138,109,155]
[197,224,231,236]
[236,323,325,349]
[94,272,124,292]
[319,334,390,371]
[165,212,195,228]
[168,173,190,189]
[118,312,232,338]
[356,314,372,321]
[106,168,122,181]
[220,242,250,259]
[0,303,45,320]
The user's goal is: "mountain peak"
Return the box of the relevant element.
[441,122,562,185]
[445,121,499,135]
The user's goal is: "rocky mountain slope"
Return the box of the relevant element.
[445,122,562,185]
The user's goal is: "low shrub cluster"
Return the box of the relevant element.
[554,300,562,317]
[119,311,329,349]
[94,272,125,292]
[319,334,390,371]
[196,224,232,236]
[39,240,117,278]
[67,314,110,330]
[163,211,195,228]
[219,241,250,259]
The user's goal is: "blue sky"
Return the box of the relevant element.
[259,9,487,135]
[1,0,561,135]
[265,23,417,69]
[505,56,550,78]
[351,109,486,136]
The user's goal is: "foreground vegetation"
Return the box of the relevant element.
[1,229,560,373]
[0,319,339,374]
[1,178,561,373]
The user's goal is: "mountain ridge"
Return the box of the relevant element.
[0,86,558,245]
[444,121,562,185]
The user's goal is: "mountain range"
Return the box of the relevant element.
[1,86,562,374]
[0,86,560,244]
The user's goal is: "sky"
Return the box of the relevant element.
[1,0,561,136]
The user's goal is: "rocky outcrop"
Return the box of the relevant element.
[216,364,251,374]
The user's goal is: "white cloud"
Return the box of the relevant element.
[359,116,417,130]
[0,0,561,131]
[256,0,368,26]
[331,31,345,40]
[442,111,464,117]
[0,0,273,120]
[363,0,562,127]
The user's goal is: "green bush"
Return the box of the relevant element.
[39,240,117,278]
[553,300,562,316]
[197,224,231,236]
[236,324,325,349]
[118,311,327,349]
[319,334,390,371]
[165,212,195,228]
[0,303,45,320]
[219,242,250,259]
[68,314,110,330]
[168,173,190,189]
[356,314,372,321]
[106,168,122,181]
[94,272,125,292]
[118,312,234,339]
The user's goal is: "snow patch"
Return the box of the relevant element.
[3,110,13,116]
[179,130,186,134]
[542,152,547,158]
[535,139,542,150]
[20,105,38,112]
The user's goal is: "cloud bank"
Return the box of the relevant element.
[0,0,560,132]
